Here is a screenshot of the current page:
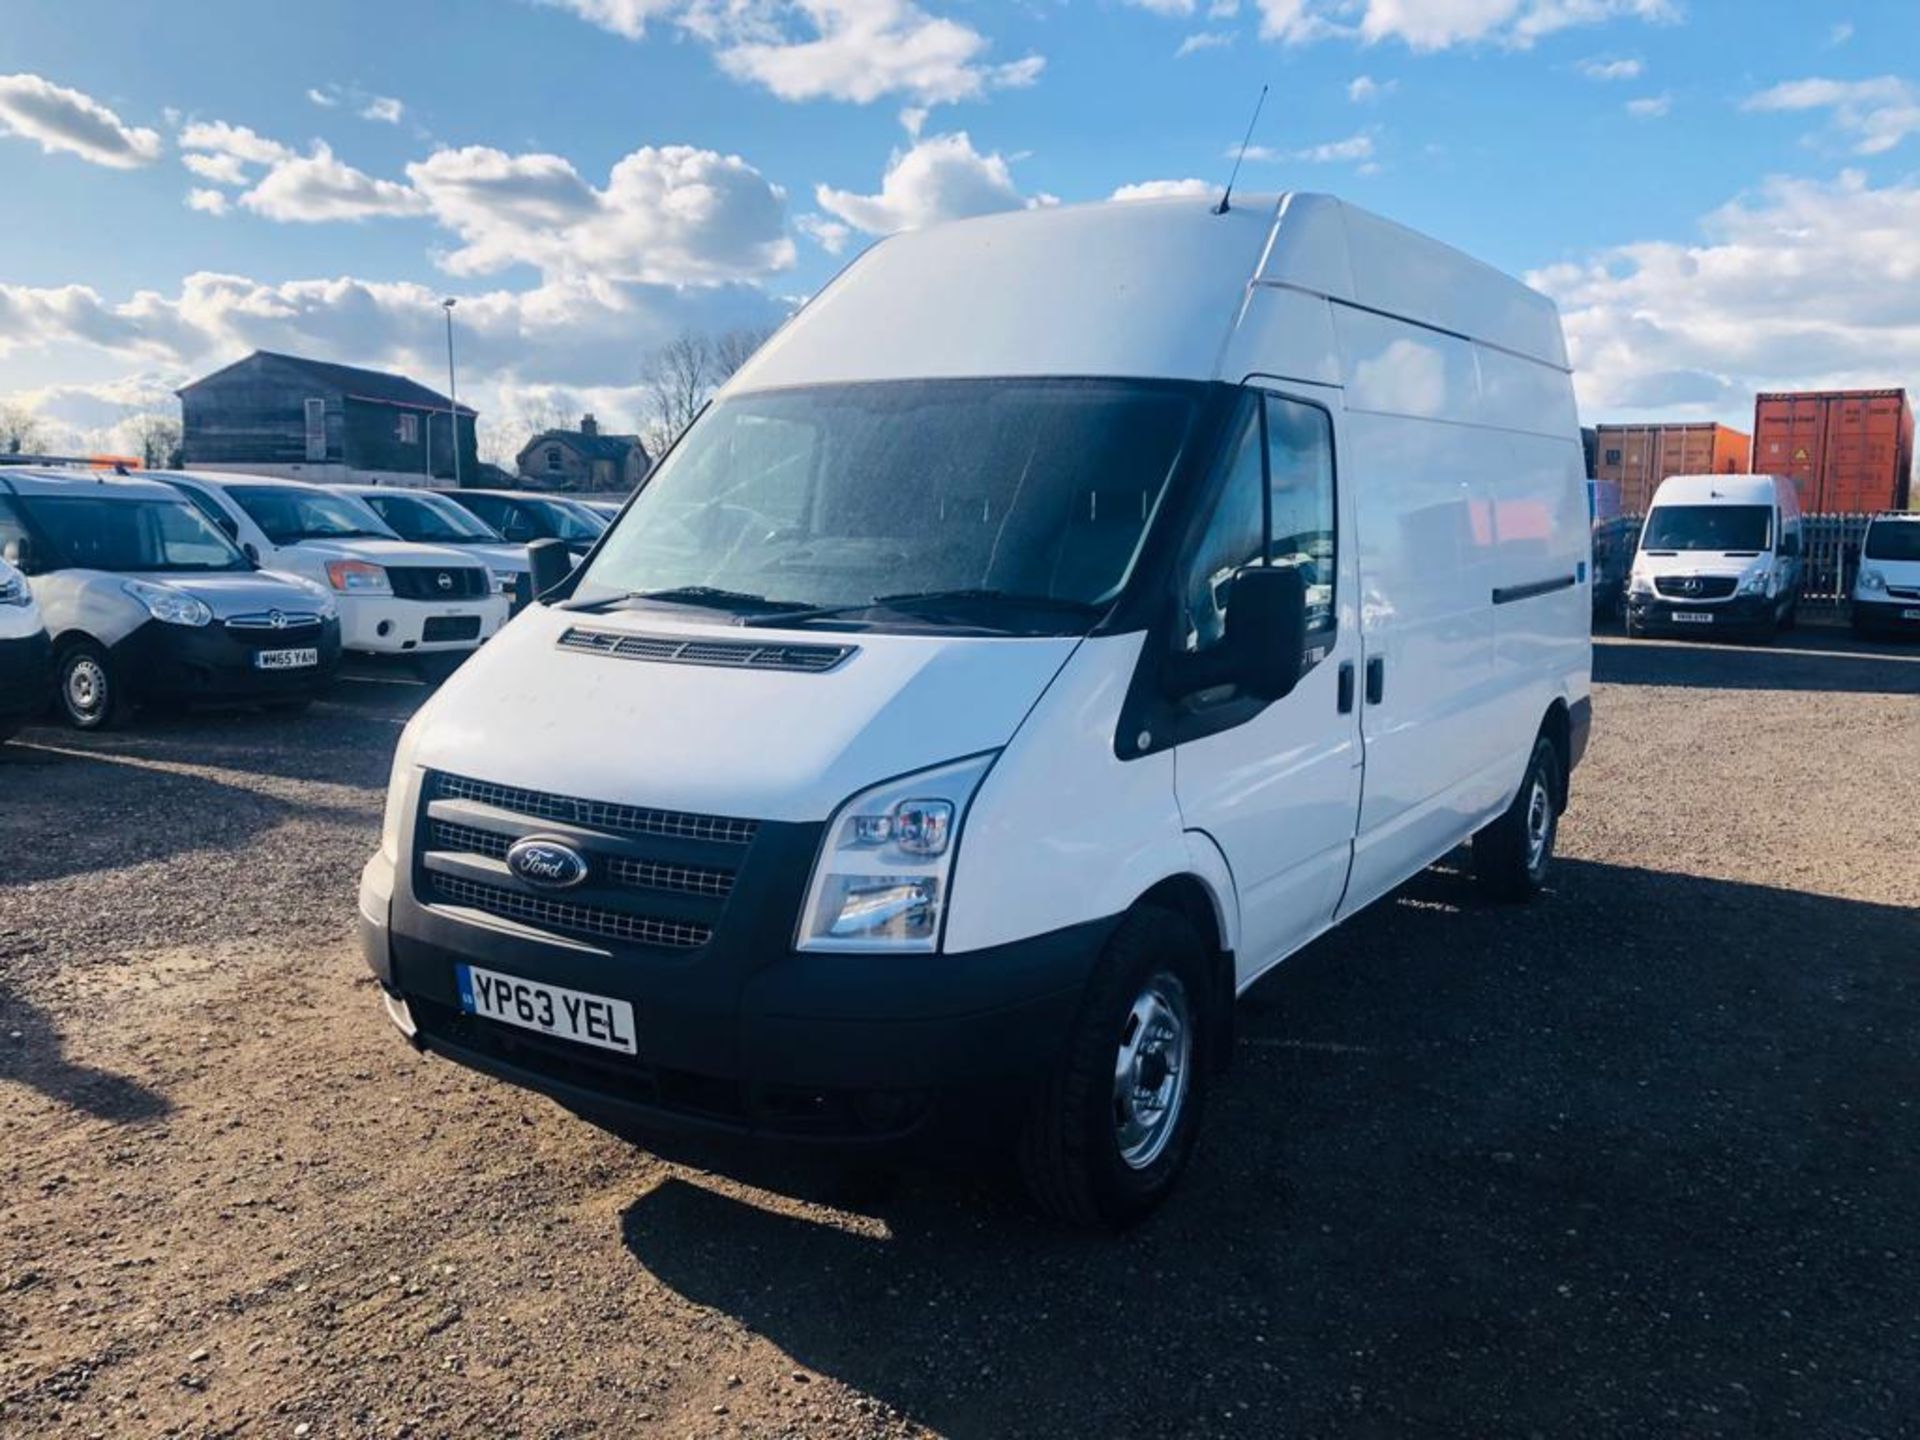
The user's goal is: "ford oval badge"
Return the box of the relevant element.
[506,836,589,889]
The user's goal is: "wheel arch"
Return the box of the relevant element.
[1132,868,1237,1073]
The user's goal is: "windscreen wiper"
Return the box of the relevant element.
[739,587,1103,627]
[561,584,805,614]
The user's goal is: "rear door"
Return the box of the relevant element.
[1172,382,1364,983]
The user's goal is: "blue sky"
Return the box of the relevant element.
[1,0,1916,455]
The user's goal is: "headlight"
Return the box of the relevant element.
[1858,566,1886,593]
[798,753,997,953]
[1738,569,1771,597]
[1628,572,1653,597]
[122,578,212,627]
[325,559,392,594]
[490,568,522,594]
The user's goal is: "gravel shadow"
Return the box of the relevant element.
[620,857,1917,1438]
[0,981,171,1124]
[1595,632,1920,694]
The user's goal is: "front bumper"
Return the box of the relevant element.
[1852,596,1920,631]
[113,618,343,703]
[359,845,1109,1147]
[0,630,54,722]
[338,593,509,655]
[1627,593,1775,631]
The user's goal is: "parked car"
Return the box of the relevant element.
[433,489,605,563]
[1851,513,1920,637]
[151,472,508,672]
[360,194,1592,1226]
[1625,473,1803,640]
[0,551,53,742]
[330,485,531,608]
[578,499,625,522]
[0,468,342,728]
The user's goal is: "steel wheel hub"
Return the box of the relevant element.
[1526,775,1552,871]
[1113,973,1192,1171]
[67,659,104,713]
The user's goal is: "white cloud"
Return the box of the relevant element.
[1744,76,1920,156]
[1347,73,1396,101]
[178,120,293,167]
[408,143,794,284]
[182,150,249,186]
[816,131,1042,235]
[1255,0,1675,51]
[0,270,790,397]
[1531,171,1920,422]
[306,83,406,125]
[359,94,405,124]
[546,0,1042,105]
[241,143,429,223]
[1578,56,1643,80]
[1110,178,1220,202]
[186,188,230,216]
[306,86,339,108]
[1245,130,1376,163]
[0,72,162,169]
[796,212,854,254]
[1176,32,1235,56]
[1122,0,1198,13]
[1827,21,1853,47]
[716,0,1045,105]
[1625,93,1671,118]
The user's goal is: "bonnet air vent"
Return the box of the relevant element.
[557,626,855,674]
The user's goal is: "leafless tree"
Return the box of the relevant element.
[0,403,45,457]
[128,414,181,469]
[638,325,778,459]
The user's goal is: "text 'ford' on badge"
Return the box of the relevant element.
[505,836,589,889]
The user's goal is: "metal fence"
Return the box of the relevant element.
[1614,512,1879,609]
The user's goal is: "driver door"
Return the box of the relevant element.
[1173,382,1364,985]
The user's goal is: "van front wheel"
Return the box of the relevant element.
[1018,907,1211,1229]
[1473,736,1561,901]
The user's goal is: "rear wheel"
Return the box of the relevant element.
[1473,735,1561,901]
[56,641,126,731]
[1017,907,1212,1228]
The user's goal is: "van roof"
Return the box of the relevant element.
[727,192,1567,394]
[1649,474,1788,506]
[142,469,324,491]
[0,466,191,501]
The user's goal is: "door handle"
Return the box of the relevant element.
[1365,656,1385,706]
[1337,661,1355,714]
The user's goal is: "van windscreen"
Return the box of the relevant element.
[1864,521,1920,562]
[575,378,1204,630]
[1640,504,1771,553]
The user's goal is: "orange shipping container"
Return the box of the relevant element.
[1752,389,1914,514]
[1591,423,1750,514]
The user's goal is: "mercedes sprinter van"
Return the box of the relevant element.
[1626,473,1803,639]
[361,194,1593,1225]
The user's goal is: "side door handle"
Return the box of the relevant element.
[1337,661,1356,714]
[1365,656,1386,706]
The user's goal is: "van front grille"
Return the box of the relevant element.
[426,872,712,950]
[427,819,736,899]
[1653,575,1738,601]
[432,772,757,846]
[389,566,491,600]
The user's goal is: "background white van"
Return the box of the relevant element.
[1852,513,1920,637]
[1626,473,1803,639]
[360,193,1592,1225]
[154,471,508,670]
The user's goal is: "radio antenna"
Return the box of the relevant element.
[1215,83,1269,215]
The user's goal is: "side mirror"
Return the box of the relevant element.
[1166,563,1308,703]
[242,542,260,566]
[526,538,573,598]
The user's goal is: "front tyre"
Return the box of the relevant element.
[57,641,126,731]
[1018,907,1212,1228]
[1473,735,1561,901]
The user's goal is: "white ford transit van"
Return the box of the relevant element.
[360,194,1593,1225]
[1626,473,1803,639]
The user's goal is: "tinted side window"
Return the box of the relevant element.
[1180,403,1265,654]
[1264,394,1337,634]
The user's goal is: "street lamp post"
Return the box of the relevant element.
[441,297,462,488]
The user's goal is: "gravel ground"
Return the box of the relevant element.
[1,629,1916,1439]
